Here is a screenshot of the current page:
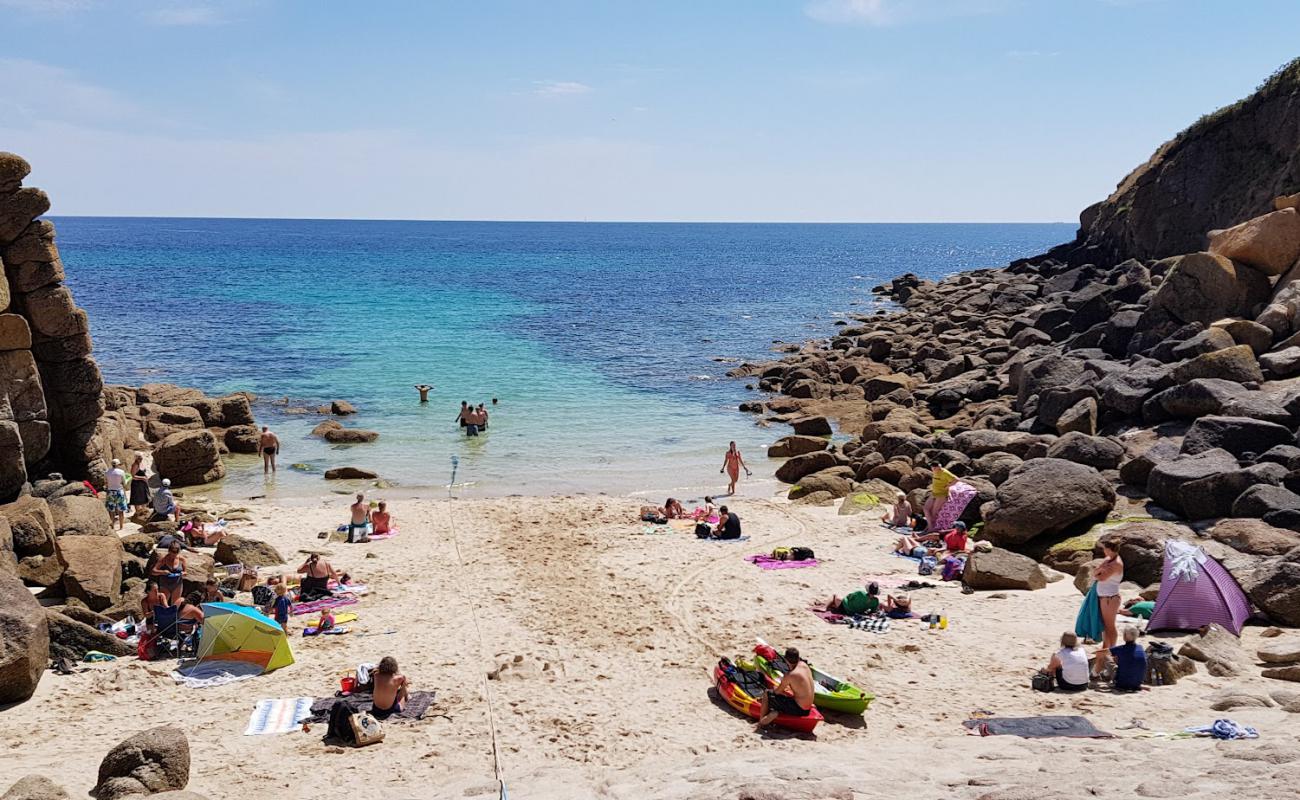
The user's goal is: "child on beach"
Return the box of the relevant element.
[265,583,292,632]
[372,656,409,719]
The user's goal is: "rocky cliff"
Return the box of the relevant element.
[0,153,108,502]
[1066,56,1300,265]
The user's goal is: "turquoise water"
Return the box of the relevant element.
[53,219,1072,499]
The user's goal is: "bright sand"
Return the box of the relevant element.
[5,489,1298,798]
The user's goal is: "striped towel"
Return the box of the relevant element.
[846,616,891,634]
[244,697,315,735]
[291,594,358,616]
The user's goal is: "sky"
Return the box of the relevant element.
[1,0,1297,222]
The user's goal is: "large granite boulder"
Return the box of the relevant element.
[981,458,1116,545]
[788,470,853,500]
[0,570,48,704]
[1209,519,1300,556]
[962,547,1047,591]
[45,609,132,662]
[0,495,61,585]
[213,534,284,570]
[767,435,829,458]
[1208,207,1300,276]
[1243,547,1300,627]
[91,726,190,800]
[1147,448,1240,517]
[1147,378,1290,423]
[1178,623,1252,676]
[1168,344,1264,385]
[1135,252,1272,336]
[0,516,14,577]
[47,494,111,537]
[774,450,838,484]
[152,430,225,487]
[1044,432,1123,470]
[1,774,70,800]
[322,427,379,444]
[136,383,204,407]
[789,416,833,436]
[59,535,123,611]
[1233,484,1300,519]
[1180,415,1295,458]
[223,424,259,454]
[191,394,254,427]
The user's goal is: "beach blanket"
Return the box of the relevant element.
[809,607,845,624]
[303,625,351,636]
[929,481,977,532]
[304,691,438,724]
[962,716,1114,739]
[746,554,818,570]
[1075,583,1104,642]
[328,581,369,595]
[171,659,265,689]
[244,697,315,735]
[292,594,358,616]
[846,616,891,633]
[892,551,923,563]
[367,527,399,540]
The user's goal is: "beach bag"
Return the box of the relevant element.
[918,555,938,576]
[252,585,274,607]
[1032,670,1055,693]
[941,556,964,582]
[327,699,359,744]
[790,547,815,561]
[349,711,385,747]
[771,547,793,561]
[694,523,712,539]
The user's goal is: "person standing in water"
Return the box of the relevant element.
[258,426,280,474]
[415,384,434,403]
[476,403,489,431]
[456,401,469,429]
[720,441,750,495]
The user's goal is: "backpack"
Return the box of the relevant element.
[918,555,938,576]
[252,585,274,607]
[327,699,359,744]
[1032,670,1055,693]
[790,547,815,561]
[771,547,793,560]
[694,523,712,539]
[941,556,964,582]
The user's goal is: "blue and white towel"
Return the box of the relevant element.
[244,697,315,735]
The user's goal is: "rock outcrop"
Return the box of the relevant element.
[91,726,190,800]
[0,570,48,704]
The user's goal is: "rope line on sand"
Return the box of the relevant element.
[663,497,813,664]
[445,456,508,800]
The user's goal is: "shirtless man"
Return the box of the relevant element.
[414,384,434,403]
[258,426,280,474]
[372,656,409,719]
[756,647,815,727]
[349,493,371,543]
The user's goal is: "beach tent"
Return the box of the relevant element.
[1148,540,1251,635]
[195,602,294,674]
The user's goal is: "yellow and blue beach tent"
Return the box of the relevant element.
[196,602,294,673]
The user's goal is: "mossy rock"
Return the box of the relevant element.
[838,492,883,516]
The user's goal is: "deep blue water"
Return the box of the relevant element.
[51,218,1072,498]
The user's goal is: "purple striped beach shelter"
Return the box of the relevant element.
[1148,540,1251,635]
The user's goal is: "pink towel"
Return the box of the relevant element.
[746,554,819,570]
[808,607,845,624]
[291,594,358,616]
[367,528,398,540]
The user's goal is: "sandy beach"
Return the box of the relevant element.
[4,487,1297,799]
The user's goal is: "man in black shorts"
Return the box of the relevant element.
[713,506,741,539]
[757,647,815,727]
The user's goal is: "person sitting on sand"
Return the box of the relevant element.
[372,501,393,535]
[202,578,223,603]
[142,579,169,618]
[178,591,205,626]
[665,498,685,519]
[1110,626,1146,692]
[756,647,814,727]
[415,384,433,403]
[1046,632,1089,692]
[882,494,911,528]
[151,541,187,605]
[713,505,742,539]
[150,478,179,523]
[318,608,336,632]
[297,553,338,600]
[349,493,371,543]
[895,521,968,558]
[1118,597,1155,619]
[825,582,881,616]
[183,519,227,547]
[372,656,410,719]
[883,593,913,619]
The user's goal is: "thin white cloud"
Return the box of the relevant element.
[147,5,222,26]
[532,80,593,97]
[0,58,139,123]
[806,0,1008,27]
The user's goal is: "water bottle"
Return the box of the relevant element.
[939,609,948,630]
[929,613,937,631]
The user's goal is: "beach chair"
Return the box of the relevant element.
[176,618,200,658]
[153,605,179,641]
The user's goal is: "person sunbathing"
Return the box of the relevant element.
[883,593,913,619]
[881,495,911,527]
[297,553,338,601]
[1118,597,1155,619]
[895,521,968,557]
[371,501,393,535]
[640,504,668,523]
[824,582,881,616]
[372,656,410,719]
[665,498,685,519]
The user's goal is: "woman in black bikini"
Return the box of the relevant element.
[297,553,337,601]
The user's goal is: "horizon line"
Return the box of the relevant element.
[46,214,1077,226]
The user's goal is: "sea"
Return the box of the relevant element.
[52,218,1073,501]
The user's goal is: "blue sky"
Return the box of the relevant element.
[1,0,1297,221]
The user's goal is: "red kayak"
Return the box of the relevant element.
[713,657,822,733]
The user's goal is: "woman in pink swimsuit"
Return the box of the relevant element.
[720,441,750,495]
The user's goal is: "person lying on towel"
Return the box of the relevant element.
[823,582,881,616]
[894,521,968,558]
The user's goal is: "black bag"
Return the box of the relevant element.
[790,547,814,561]
[252,585,274,607]
[694,523,712,539]
[1031,671,1055,693]
[327,699,359,744]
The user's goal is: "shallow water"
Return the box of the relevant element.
[55,218,1072,499]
